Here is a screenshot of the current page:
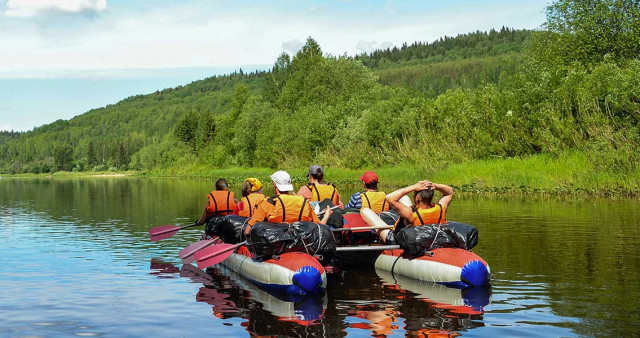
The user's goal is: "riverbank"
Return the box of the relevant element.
[1,171,139,178]
[145,151,640,197]
[3,152,638,196]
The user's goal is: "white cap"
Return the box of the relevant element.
[270,170,294,192]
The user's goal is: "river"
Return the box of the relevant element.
[1,177,639,337]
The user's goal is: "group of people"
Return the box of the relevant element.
[196,165,454,244]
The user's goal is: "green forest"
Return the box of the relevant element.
[1,0,639,195]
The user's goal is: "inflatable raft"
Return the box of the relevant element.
[220,245,327,297]
[340,209,490,289]
[374,247,490,289]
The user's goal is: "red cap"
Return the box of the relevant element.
[360,171,378,184]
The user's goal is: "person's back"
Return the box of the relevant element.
[264,194,314,223]
[245,171,332,236]
[346,171,389,213]
[360,190,388,213]
[298,165,342,207]
[236,178,266,217]
[238,193,266,217]
[378,180,453,244]
[308,183,339,204]
[206,190,236,217]
[407,202,446,226]
[197,178,238,225]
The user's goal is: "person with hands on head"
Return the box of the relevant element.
[378,180,454,244]
[244,170,333,236]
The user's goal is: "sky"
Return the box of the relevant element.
[0,0,551,132]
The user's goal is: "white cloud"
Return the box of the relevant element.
[356,40,395,53]
[282,39,304,55]
[0,124,13,132]
[0,1,548,78]
[4,0,107,17]
[379,41,394,49]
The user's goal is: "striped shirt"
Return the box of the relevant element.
[345,192,362,209]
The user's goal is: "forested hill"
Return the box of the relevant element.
[358,26,529,68]
[2,0,639,188]
[0,71,264,173]
[360,27,532,97]
[0,28,532,174]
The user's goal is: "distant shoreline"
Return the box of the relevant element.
[2,171,136,179]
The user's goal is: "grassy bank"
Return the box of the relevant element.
[431,152,640,196]
[144,151,639,197]
[3,152,637,196]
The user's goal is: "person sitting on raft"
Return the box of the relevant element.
[196,178,239,226]
[297,165,343,209]
[244,170,333,236]
[345,171,389,213]
[233,177,266,217]
[378,180,454,244]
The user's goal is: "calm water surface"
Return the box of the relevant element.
[1,177,639,337]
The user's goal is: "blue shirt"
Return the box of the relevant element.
[345,192,362,209]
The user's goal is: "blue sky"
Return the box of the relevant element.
[0,0,550,131]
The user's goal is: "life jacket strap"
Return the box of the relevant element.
[210,192,218,214]
[413,205,426,225]
[362,191,371,209]
[298,198,307,221]
[276,196,286,223]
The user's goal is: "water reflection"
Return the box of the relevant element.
[150,260,334,336]
[376,268,491,314]
[149,258,493,337]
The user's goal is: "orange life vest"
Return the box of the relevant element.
[266,195,311,223]
[394,203,445,231]
[206,190,236,216]
[359,190,389,213]
[308,183,339,205]
[238,193,266,217]
[411,204,446,225]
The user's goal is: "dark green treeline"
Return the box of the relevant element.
[1,0,639,181]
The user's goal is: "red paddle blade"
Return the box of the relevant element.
[343,214,370,232]
[149,225,180,241]
[194,243,239,269]
[179,240,215,264]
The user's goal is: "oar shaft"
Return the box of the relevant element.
[331,225,392,232]
[154,222,199,236]
[201,241,247,260]
[317,205,341,216]
[336,245,400,252]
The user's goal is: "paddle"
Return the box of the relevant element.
[335,245,400,252]
[336,245,433,256]
[179,239,216,264]
[331,225,393,232]
[149,221,199,241]
[317,205,340,216]
[194,241,248,269]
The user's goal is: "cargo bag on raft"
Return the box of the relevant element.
[442,221,478,251]
[249,221,336,262]
[395,221,479,257]
[205,215,250,244]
